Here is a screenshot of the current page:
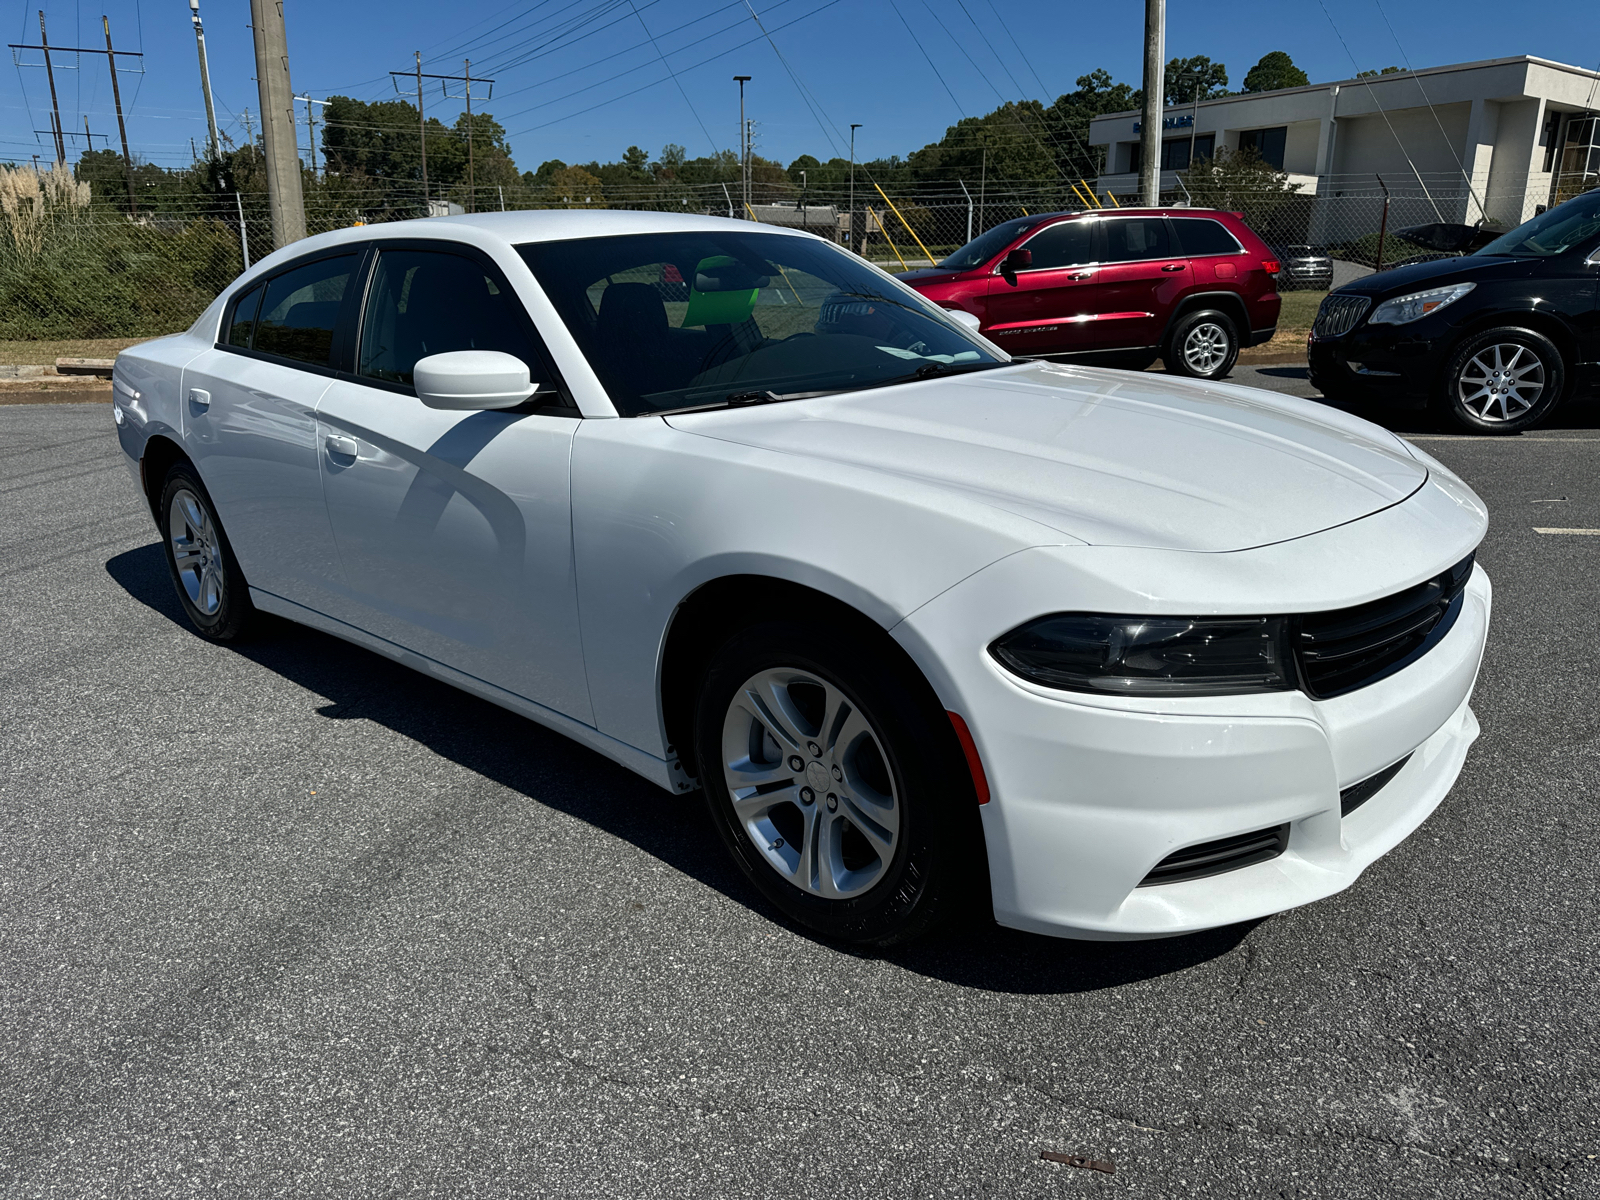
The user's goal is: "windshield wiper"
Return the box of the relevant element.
[651,388,843,418]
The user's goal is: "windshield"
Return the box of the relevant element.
[1474,189,1600,258]
[935,216,1042,270]
[519,230,1003,416]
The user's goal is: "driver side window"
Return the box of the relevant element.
[358,248,539,387]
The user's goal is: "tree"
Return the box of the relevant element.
[1177,145,1304,240]
[538,165,604,208]
[1356,66,1403,78]
[1165,55,1229,104]
[1242,51,1309,93]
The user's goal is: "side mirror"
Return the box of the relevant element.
[1001,248,1033,274]
[413,350,537,410]
[946,309,982,332]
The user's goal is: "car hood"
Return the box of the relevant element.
[1336,253,1528,296]
[663,362,1427,553]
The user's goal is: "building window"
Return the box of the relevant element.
[1237,126,1288,169]
[1554,115,1600,203]
[1128,134,1216,174]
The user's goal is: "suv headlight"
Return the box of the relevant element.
[1367,282,1475,326]
[990,614,1294,696]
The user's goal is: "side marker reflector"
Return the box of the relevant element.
[947,711,991,805]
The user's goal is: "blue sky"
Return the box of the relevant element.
[7,0,1600,173]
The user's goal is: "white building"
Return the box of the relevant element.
[1089,55,1600,228]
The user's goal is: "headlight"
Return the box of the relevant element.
[1367,282,1475,326]
[990,613,1294,696]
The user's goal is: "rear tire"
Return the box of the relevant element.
[693,616,980,946]
[1165,310,1240,379]
[157,463,256,642]
[1437,326,1564,434]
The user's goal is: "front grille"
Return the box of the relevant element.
[1139,823,1291,887]
[1296,555,1474,700]
[1340,753,1413,817]
[1312,294,1371,337]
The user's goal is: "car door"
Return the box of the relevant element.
[1093,216,1189,351]
[180,250,360,615]
[313,242,592,723]
[982,218,1105,356]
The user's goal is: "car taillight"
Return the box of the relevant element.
[1261,259,1281,274]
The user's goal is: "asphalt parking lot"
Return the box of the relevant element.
[3,388,1598,1198]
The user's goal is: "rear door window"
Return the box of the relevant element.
[1103,217,1173,262]
[1019,220,1099,269]
[253,254,358,366]
[1171,218,1245,257]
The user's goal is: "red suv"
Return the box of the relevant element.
[898,208,1282,379]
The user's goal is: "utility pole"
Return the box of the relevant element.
[295,95,328,179]
[38,13,65,163]
[189,0,221,160]
[1139,0,1165,206]
[417,53,428,208]
[104,17,138,216]
[850,122,861,252]
[249,0,306,246]
[242,108,254,145]
[9,18,143,184]
[393,61,494,216]
[734,75,750,216]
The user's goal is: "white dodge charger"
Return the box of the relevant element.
[111,211,1490,945]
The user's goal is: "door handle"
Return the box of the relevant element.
[1067,271,1094,280]
[1161,264,1187,272]
[325,434,359,459]
[187,387,211,409]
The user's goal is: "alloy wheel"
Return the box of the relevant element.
[1182,322,1230,374]
[1457,343,1545,422]
[720,668,900,900]
[167,487,224,616]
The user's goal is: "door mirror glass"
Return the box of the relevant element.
[413,350,537,410]
[1001,248,1033,273]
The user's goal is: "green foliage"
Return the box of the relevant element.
[1356,66,1403,78]
[1177,146,1304,238]
[1165,56,1230,104]
[1242,51,1310,93]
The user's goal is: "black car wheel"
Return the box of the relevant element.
[1439,327,1565,434]
[158,463,256,641]
[693,615,981,947]
[1165,310,1239,380]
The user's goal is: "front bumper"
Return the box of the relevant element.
[1307,322,1450,403]
[894,485,1490,939]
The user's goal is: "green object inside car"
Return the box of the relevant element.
[683,255,764,326]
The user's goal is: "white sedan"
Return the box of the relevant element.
[111,211,1490,945]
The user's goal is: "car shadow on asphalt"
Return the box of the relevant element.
[106,541,1258,994]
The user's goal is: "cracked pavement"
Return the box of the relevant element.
[2,401,1597,1197]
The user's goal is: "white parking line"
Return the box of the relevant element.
[1534,528,1600,535]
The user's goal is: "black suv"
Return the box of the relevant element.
[1308,189,1600,432]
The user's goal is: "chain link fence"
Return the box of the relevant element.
[0,164,1522,344]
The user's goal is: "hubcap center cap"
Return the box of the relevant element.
[805,760,830,791]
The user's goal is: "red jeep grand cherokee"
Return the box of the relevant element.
[898,208,1282,379]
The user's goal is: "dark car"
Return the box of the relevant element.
[1308,189,1600,432]
[1275,244,1333,291]
[897,208,1282,379]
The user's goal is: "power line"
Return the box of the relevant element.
[630,0,724,158]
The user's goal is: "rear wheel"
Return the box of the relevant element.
[1439,327,1564,433]
[693,617,979,946]
[1165,310,1239,379]
[158,463,255,641]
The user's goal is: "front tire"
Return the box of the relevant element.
[1165,310,1240,379]
[157,463,256,641]
[1438,327,1564,433]
[693,617,979,946]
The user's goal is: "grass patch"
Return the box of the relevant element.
[1276,289,1327,336]
[0,336,166,365]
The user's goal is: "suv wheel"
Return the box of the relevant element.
[693,617,979,946]
[1440,327,1565,433]
[158,463,256,641]
[1166,310,1239,379]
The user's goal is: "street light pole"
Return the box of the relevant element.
[850,123,861,253]
[733,75,750,216]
